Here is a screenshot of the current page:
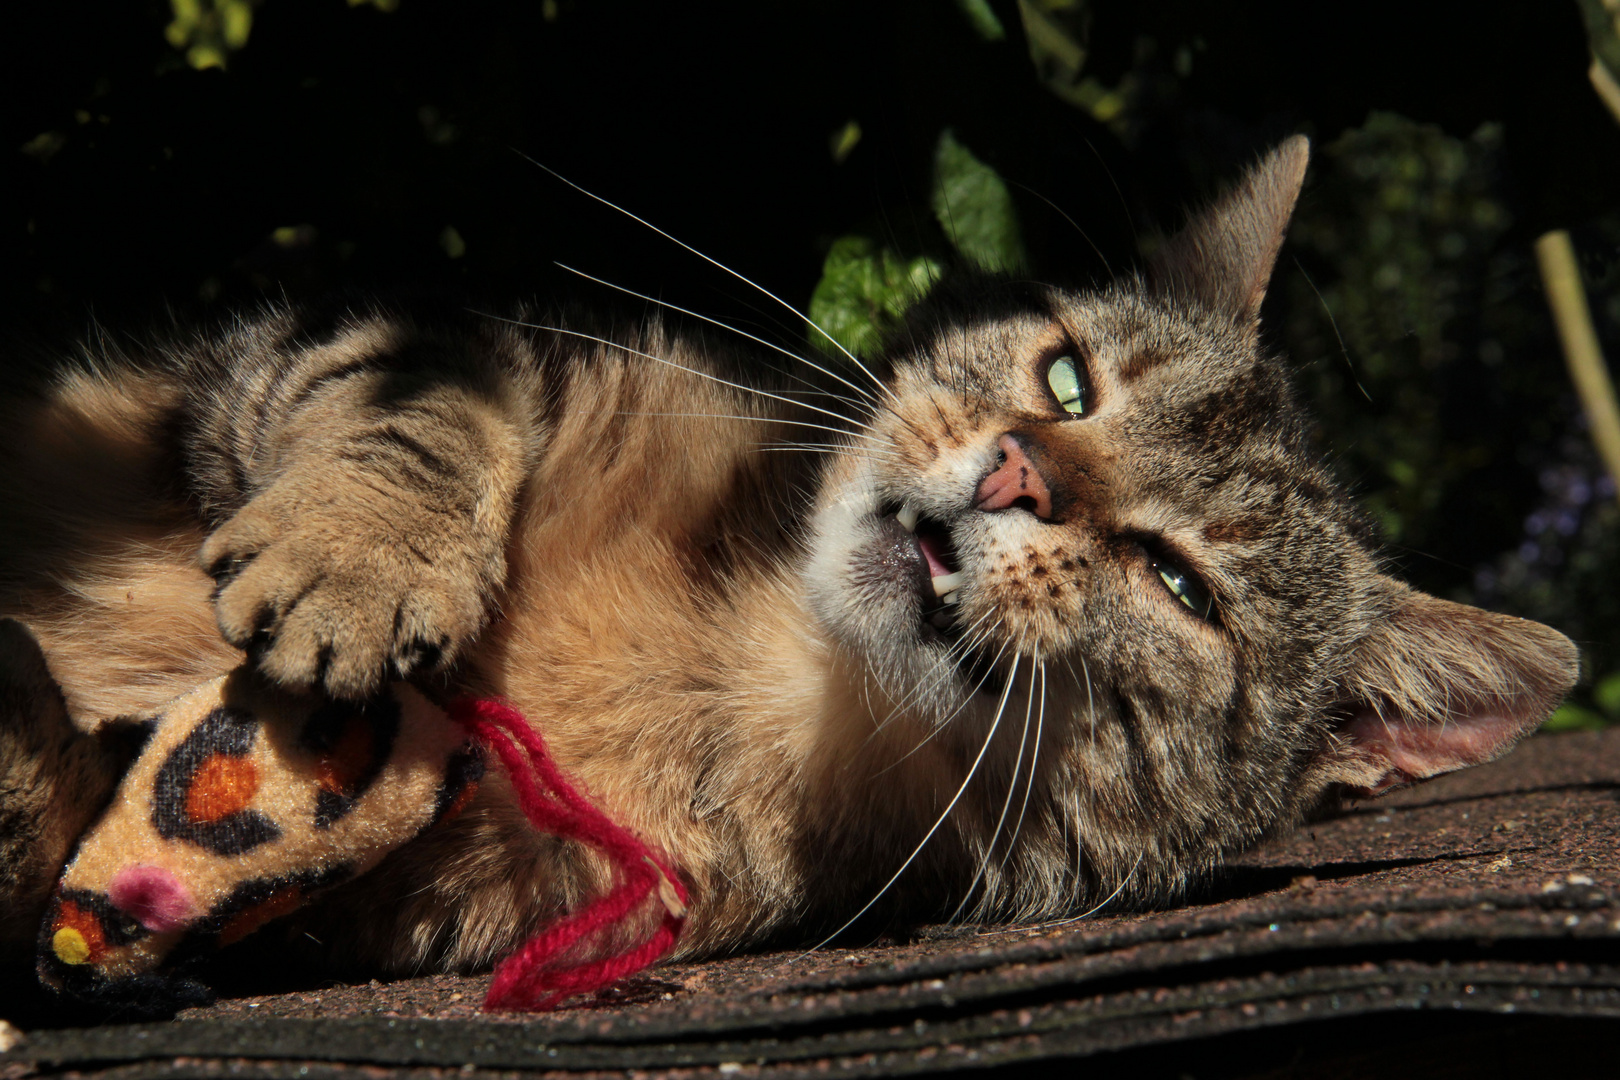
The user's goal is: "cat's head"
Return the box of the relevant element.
[803,136,1578,908]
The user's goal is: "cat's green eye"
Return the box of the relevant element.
[1152,559,1215,621]
[1046,356,1086,415]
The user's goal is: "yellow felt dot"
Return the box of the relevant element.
[52,927,90,965]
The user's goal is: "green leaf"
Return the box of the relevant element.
[808,236,941,358]
[1543,703,1612,733]
[953,0,1005,41]
[931,129,1026,273]
[1595,671,1620,718]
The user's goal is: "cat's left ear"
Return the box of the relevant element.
[1315,581,1579,798]
[1148,135,1310,323]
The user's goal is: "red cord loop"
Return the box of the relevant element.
[448,698,688,1011]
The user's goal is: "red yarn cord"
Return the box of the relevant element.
[448,697,688,1011]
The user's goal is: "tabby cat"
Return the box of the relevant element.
[0,137,1578,974]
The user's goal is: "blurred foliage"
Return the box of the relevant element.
[808,236,940,358]
[1283,115,1512,548]
[1018,0,1129,124]
[5,0,1620,728]
[954,0,1007,42]
[930,129,1027,274]
[1549,669,1620,730]
[810,125,1025,357]
[166,0,258,70]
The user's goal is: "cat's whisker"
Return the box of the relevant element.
[555,262,885,409]
[1083,134,1138,247]
[877,628,1009,772]
[860,662,984,760]
[889,406,943,457]
[517,154,899,404]
[1292,255,1371,403]
[1059,654,1099,898]
[482,316,880,435]
[607,410,889,450]
[412,917,452,976]
[882,620,1027,770]
[1000,657,1047,876]
[751,445,903,460]
[1043,850,1144,927]
[865,610,999,739]
[750,440,877,452]
[800,653,1023,957]
[767,441,897,457]
[1007,179,1111,273]
[858,607,997,736]
[948,646,1038,924]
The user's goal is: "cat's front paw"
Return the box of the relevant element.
[199,477,501,699]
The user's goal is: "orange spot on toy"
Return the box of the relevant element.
[185,754,260,823]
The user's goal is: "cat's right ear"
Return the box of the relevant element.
[1147,135,1310,323]
[1312,583,1579,799]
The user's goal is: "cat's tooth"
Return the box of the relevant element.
[897,502,920,532]
[941,590,960,605]
[931,571,963,597]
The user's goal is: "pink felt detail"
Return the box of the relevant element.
[107,864,196,933]
[448,698,688,1012]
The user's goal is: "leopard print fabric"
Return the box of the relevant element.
[39,669,481,1004]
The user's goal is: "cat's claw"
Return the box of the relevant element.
[199,477,499,700]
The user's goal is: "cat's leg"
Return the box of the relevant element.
[184,314,538,699]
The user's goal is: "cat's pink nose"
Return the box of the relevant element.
[976,434,1053,519]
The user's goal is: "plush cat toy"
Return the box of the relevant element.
[1,619,683,1015]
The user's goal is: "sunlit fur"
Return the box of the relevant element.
[0,139,1577,973]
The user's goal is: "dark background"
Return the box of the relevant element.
[5,0,1620,723]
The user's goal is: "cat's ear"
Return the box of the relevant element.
[1315,582,1579,798]
[1148,135,1310,323]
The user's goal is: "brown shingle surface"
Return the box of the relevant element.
[6,729,1618,1077]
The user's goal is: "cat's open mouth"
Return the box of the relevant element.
[858,501,1003,693]
[876,500,962,634]
[886,502,1009,695]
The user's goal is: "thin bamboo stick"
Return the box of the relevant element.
[1591,55,1620,124]
[1535,229,1620,503]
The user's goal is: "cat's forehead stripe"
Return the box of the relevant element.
[1203,518,1268,544]
[1116,347,1171,383]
